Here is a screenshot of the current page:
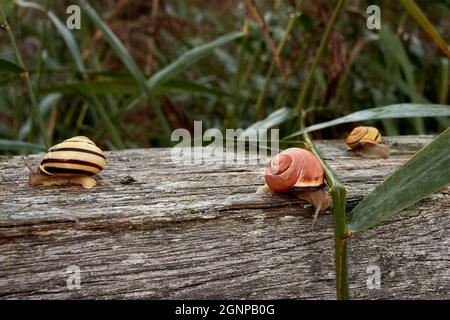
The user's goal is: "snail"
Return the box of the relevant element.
[23,136,106,189]
[257,148,330,228]
[346,126,390,158]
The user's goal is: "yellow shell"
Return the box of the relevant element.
[346,126,382,150]
[39,136,106,176]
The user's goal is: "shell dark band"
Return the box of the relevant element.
[40,158,104,171]
[48,147,106,159]
[291,183,327,192]
[39,167,96,176]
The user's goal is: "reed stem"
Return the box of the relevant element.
[0,6,50,148]
[294,0,346,123]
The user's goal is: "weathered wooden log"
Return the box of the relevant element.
[0,136,448,299]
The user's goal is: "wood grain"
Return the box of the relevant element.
[0,136,448,299]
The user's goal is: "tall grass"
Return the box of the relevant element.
[0,6,50,148]
[0,0,448,152]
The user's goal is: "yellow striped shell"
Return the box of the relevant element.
[346,126,382,150]
[39,136,106,177]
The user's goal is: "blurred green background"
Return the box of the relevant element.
[0,0,448,152]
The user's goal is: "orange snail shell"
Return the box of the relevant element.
[264,148,325,193]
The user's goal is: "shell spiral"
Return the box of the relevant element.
[346,126,382,150]
[39,136,106,176]
[264,148,325,193]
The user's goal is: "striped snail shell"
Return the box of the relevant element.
[346,126,382,150]
[258,148,330,229]
[39,136,106,176]
[23,136,106,189]
[346,126,389,158]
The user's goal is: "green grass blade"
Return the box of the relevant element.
[241,107,295,136]
[255,12,298,120]
[228,17,249,128]
[379,27,425,134]
[18,2,125,148]
[379,27,415,86]
[42,79,138,96]
[0,139,46,152]
[15,0,86,73]
[46,11,86,74]
[398,0,450,58]
[285,104,450,138]
[439,58,449,104]
[305,134,349,300]
[347,128,450,233]
[0,73,16,86]
[14,0,125,148]
[0,5,50,148]
[0,57,27,74]
[164,80,232,98]
[43,5,113,146]
[367,62,429,104]
[41,79,231,98]
[18,93,62,140]
[79,2,146,82]
[122,31,244,117]
[0,57,27,85]
[294,0,346,116]
[80,1,171,143]
[145,31,244,91]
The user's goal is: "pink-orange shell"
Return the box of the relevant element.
[264,148,325,193]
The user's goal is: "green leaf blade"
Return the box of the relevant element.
[305,134,349,300]
[0,139,46,152]
[241,107,295,136]
[285,104,450,139]
[41,79,231,98]
[122,31,244,115]
[398,0,450,58]
[0,58,28,85]
[18,93,62,140]
[145,31,244,91]
[79,1,171,142]
[347,128,450,233]
[0,57,27,74]
[46,11,86,74]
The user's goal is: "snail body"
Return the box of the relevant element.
[257,148,330,228]
[23,136,106,189]
[346,126,389,158]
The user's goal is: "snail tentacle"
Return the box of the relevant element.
[311,201,322,230]
[295,188,330,229]
[22,157,37,174]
